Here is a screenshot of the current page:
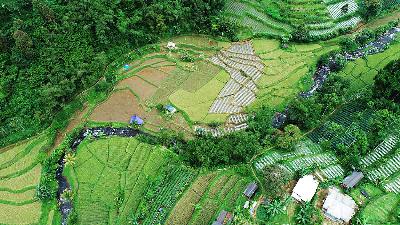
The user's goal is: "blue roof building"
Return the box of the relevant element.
[164,104,177,114]
[130,115,144,125]
[123,64,130,71]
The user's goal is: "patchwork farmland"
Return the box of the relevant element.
[1,1,400,224]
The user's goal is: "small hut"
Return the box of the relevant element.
[130,115,144,125]
[123,64,130,71]
[167,42,176,50]
[243,182,258,198]
[164,104,177,114]
[342,171,363,189]
[212,210,233,225]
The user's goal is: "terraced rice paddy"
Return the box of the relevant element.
[68,136,197,225]
[165,170,248,225]
[0,135,48,224]
[253,39,339,110]
[338,40,400,93]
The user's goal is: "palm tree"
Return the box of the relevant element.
[64,153,76,167]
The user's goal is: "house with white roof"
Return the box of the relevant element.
[323,187,357,223]
[291,174,319,202]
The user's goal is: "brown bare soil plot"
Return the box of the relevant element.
[90,90,146,123]
[117,76,157,101]
[137,67,169,86]
[157,65,176,74]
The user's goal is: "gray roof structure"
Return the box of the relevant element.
[243,182,258,198]
[342,171,364,188]
[216,210,228,223]
[212,222,222,225]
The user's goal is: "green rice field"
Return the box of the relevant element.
[0,135,48,225]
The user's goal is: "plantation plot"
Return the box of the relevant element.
[254,139,342,178]
[361,135,399,167]
[327,0,358,19]
[359,193,400,224]
[165,170,248,225]
[366,151,400,182]
[307,101,372,147]
[208,42,264,115]
[224,0,292,38]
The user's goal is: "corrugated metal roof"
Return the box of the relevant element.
[343,171,363,188]
[243,182,258,198]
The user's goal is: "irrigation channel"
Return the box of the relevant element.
[272,27,400,127]
[56,127,144,225]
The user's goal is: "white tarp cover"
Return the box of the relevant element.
[323,187,356,223]
[291,175,319,202]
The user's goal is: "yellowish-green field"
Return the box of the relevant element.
[0,135,48,225]
[169,70,230,122]
[252,39,339,110]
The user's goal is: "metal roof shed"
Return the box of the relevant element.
[130,115,144,125]
[291,174,319,202]
[342,171,364,189]
[323,187,357,223]
[165,104,177,114]
[243,182,258,198]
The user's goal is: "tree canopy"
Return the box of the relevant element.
[0,0,228,146]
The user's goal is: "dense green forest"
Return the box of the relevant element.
[0,0,229,146]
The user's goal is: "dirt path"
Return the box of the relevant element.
[53,106,89,148]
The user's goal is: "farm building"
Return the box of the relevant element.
[212,210,233,225]
[342,171,363,189]
[243,182,258,198]
[130,115,144,125]
[291,174,319,202]
[123,64,130,71]
[164,104,177,114]
[167,41,176,49]
[323,187,357,223]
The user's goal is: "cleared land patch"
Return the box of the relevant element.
[90,89,146,123]
[116,76,157,101]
